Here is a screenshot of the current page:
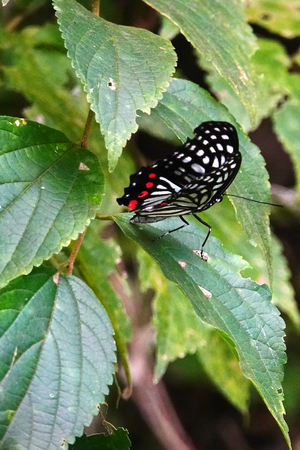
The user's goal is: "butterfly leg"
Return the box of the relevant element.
[192,214,212,255]
[155,216,189,241]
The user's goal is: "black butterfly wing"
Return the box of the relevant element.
[117,121,241,221]
[116,163,183,213]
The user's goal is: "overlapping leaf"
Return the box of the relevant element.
[201,39,291,131]
[0,117,104,288]
[114,214,289,448]
[53,0,177,171]
[145,0,257,123]
[138,247,250,411]
[75,220,132,383]
[0,267,116,449]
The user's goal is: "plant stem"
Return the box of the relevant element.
[68,0,100,274]
[80,109,95,149]
[92,0,100,15]
[67,228,87,274]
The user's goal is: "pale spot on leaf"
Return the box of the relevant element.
[198,285,212,298]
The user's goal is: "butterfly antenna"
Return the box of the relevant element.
[225,193,283,208]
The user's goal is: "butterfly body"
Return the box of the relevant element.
[117,121,241,231]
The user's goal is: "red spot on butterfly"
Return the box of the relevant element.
[148,173,156,178]
[138,191,148,198]
[161,202,167,206]
[128,200,138,210]
[146,182,153,188]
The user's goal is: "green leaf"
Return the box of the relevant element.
[151,78,273,283]
[69,428,131,450]
[197,328,250,414]
[138,248,250,412]
[138,249,207,381]
[0,267,116,449]
[114,214,290,448]
[0,116,104,288]
[273,94,300,201]
[53,0,177,171]
[200,39,291,132]
[75,220,132,383]
[198,197,299,328]
[247,0,300,38]
[1,27,86,142]
[144,0,257,123]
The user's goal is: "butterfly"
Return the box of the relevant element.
[117,121,242,253]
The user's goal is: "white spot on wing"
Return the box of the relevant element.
[191,163,205,173]
[183,156,192,163]
[203,156,210,164]
[212,157,219,168]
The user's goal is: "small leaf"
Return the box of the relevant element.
[0,267,116,449]
[114,214,290,448]
[144,0,258,123]
[151,78,273,283]
[53,0,177,171]
[271,236,299,328]
[0,116,104,288]
[273,94,300,201]
[247,0,300,38]
[197,328,250,414]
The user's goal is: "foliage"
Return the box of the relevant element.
[0,0,299,449]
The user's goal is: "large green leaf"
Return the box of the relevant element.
[0,267,116,450]
[114,214,290,448]
[138,247,250,412]
[149,78,273,282]
[0,116,104,288]
[53,0,177,171]
[144,0,257,123]
[198,197,299,328]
